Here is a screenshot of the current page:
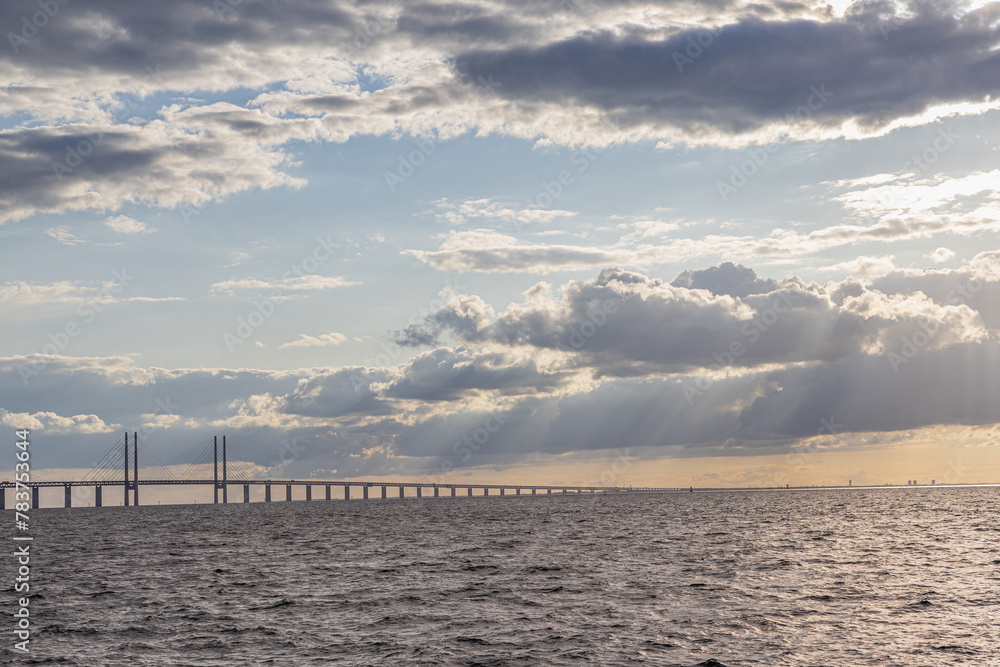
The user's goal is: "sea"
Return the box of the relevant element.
[4,486,999,666]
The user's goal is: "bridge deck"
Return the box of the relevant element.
[0,478,680,492]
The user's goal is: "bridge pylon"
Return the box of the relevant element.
[213,435,228,504]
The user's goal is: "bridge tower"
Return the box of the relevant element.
[122,431,139,506]
[133,431,138,506]
[213,435,229,503]
[124,431,129,506]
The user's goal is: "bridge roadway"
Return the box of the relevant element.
[0,479,685,509]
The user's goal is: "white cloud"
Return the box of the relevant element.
[0,281,88,304]
[45,227,85,245]
[930,247,956,263]
[210,275,358,295]
[279,332,349,349]
[429,197,576,229]
[0,409,118,434]
[105,215,152,234]
[819,255,897,277]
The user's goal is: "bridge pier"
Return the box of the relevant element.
[344,485,350,500]
[95,486,102,507]
[65,485,71,508]
[363,486,368,500]
[417,487,422,498]
[382,486,387,499]
[326,485,331,500]
[433,486,438,498]
[484,488,488,496]
[31,486,39,509]
[306,485,312,501]
[451,487,456,497]
[399,486,404,498]
[244,485,250,503]
[286,485,292,501]
[1,489,5,510]
[500,488,505,496]
[532,488,536,495]
[516,488,520,496]
[467,487,472,497]
[548,489,552,494]
[265,485,271,502]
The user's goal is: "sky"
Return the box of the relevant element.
[2,0,999,501]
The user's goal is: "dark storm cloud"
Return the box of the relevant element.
[0,0,354,73]
[452,3,1000,133]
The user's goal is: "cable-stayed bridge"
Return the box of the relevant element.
[2,432,683,509]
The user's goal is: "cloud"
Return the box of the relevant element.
[0,409,118,434]
[408,164,1000,273]
[407,229,621,273]
[670,261,779,297]
[210,275,357,295]
[819,255,897,277]
[452,3,1000,145]
[2,0,998,223]
[279,332,349,349]
[930,247,957,263]
[0,281,89,304]
[429,197,577,228]
[45,226,85,245]
[396,265,989,376]
[105,215,152,234]
[2,255,999,476]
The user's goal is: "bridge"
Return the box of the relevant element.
[2,432,682,509]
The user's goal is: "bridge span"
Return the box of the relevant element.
[2,433,683,509]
